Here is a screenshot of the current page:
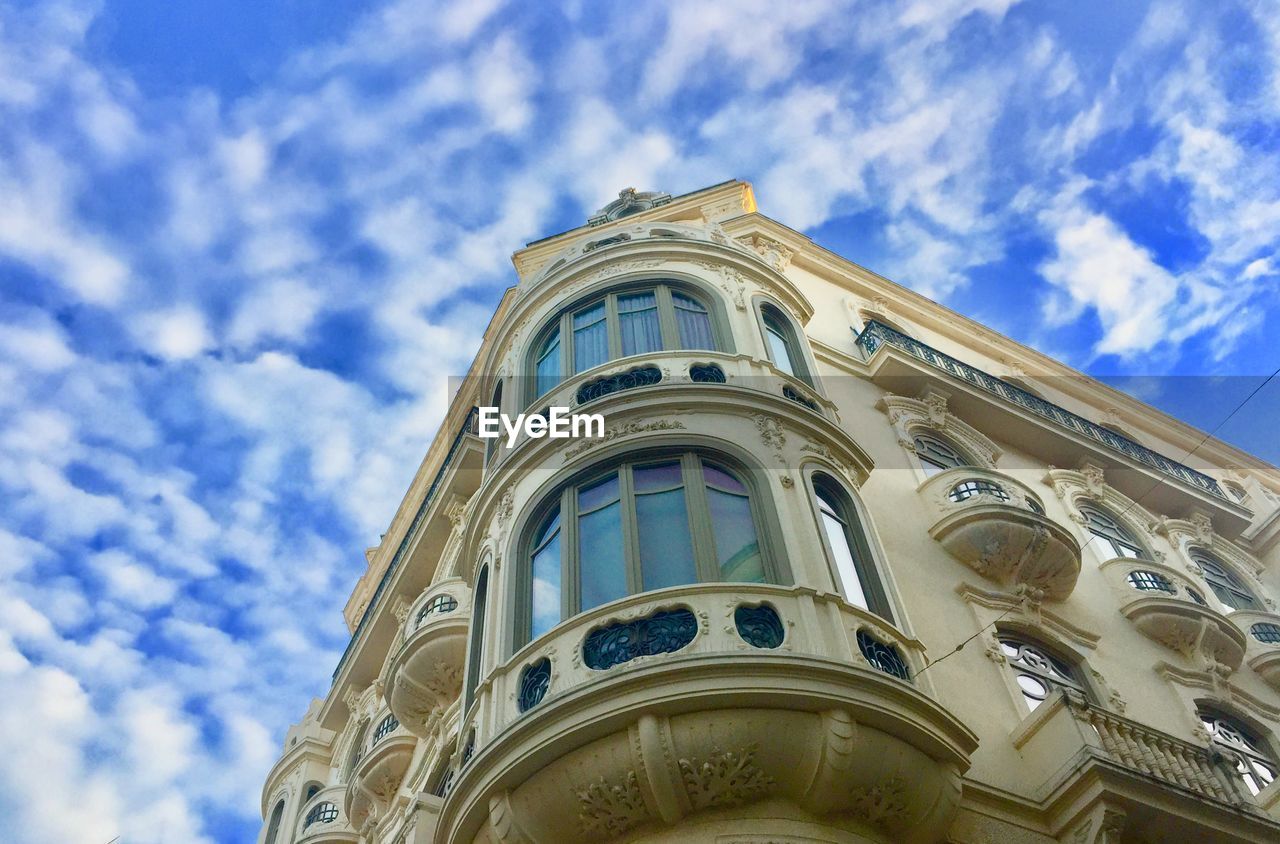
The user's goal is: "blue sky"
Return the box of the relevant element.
[1,1,1278,841]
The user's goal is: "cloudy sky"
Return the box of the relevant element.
[1,0,1278,841]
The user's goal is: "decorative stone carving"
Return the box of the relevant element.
[1079,461,1107,500]
[753,414,786,463]
[444,495,469,530]
[735,233,794,271]
[678,746,775,810]
[563,418,687,460]
[588,188,672,226]
[876,393,1000,468]
[690,259,748,310]
[575,771,649,837]
[391,595,412,626]
[848,777,910,828]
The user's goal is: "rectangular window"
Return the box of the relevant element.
[577,474,627,610]
[618,292,661,356]
[573,302,608,373]
[634,462,696,589]
[535,331,561,397]
[673,293,714,349]
[766,325,794,375]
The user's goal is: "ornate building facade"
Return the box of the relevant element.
[257,181,1280,844]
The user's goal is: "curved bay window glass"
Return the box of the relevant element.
[530,282,719,400]
[304,802,339,828]
[1193,553,1258,611]
[522,452,774,646]
[1077,504,1145,560]
[999,636,1085,713]
[812,474,892,620]
[760,302,809,383]
[1200,710,1277,795]
[485,381,503,461]
[912,434,968,477]
[463,566,489,712]
[264,800,284,844]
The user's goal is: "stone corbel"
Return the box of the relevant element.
[1062,804,1127,844]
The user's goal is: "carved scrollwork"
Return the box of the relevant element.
[678,745,775,810]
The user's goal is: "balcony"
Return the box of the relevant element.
[385,597,469,737]
[438,583,978,844]
[344,717,417,834]
[855,321,1253,537]
[921,468,1081,600]
[296,786,359,843]
[1229,610,1280,692]
[1100,559,1247,670]
[1015,691,1280,841]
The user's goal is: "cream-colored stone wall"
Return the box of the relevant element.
[259,181,1280,844]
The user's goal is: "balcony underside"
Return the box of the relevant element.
[859,341,1251,538]
[441,654,977,844]
[1039,750,1280,843]
[931,504,1082,600]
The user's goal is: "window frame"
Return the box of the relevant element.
[1076,502,1148,560]
[525,280,725,405]
[755,299,813,386]
[1199,708,1278,796]
[996,630,1092,716]
[912,432,971,477]
[463,565,490,714]
[513,449,787,650]
[809,472,894,622]
[1191,551,1259,612]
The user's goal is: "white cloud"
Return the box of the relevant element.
[134,307,213,361]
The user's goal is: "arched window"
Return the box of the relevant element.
[304,801,338,828]
[304,783,321,801]
[464,565,489,712]
[1192,553,1258,611]
[1200,710,1277,795]
[912,433,969,477]
[416,593,459,628]
[812,474,892,620]
[263,800,284,844]
[1077,504,1145,559]
[529,282,719,400]
[999,635,1087,713]
[521,452,778,646]
[371,713,399,744]
[344,719,368,778]
[760,303,806,382]
[1222,480,1249,504]
[485,381,502,461]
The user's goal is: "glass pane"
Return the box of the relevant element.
[919,456,947,477]
[618,292,661,356]
[579,501,627,610]
[573,302,608,372]
[531,530,561,640]
[766,325,794,375]
[821,506,868,610]
[536,331,561,397]
[634,462,683,493]
[707,486,763,582]
[578,473,620,512]
[703,463,747,494]
[674,293,714,349]
[637,488,697,589]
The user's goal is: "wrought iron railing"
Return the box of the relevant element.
[855,321,1226,500]
[332,407,480,682]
